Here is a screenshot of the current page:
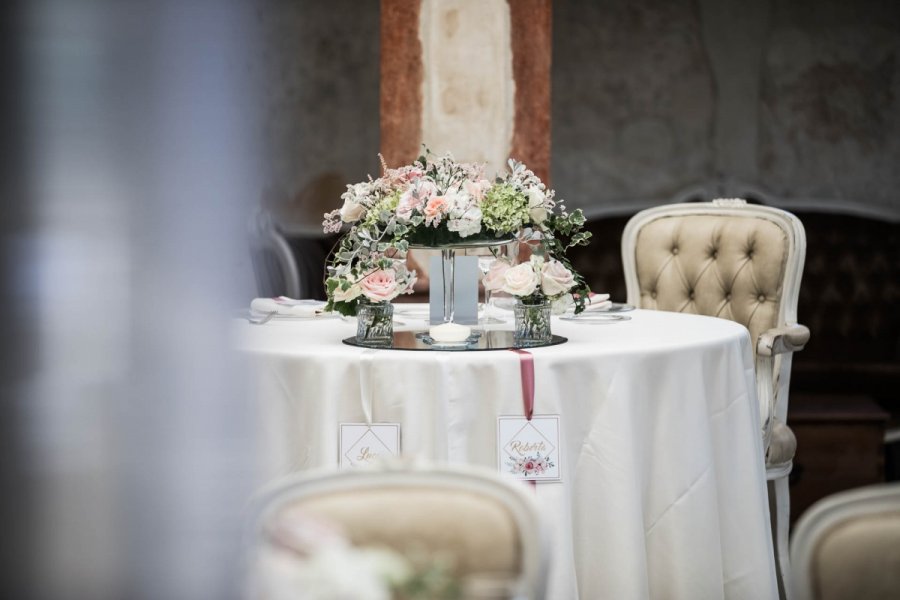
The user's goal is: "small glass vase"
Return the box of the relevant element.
[513,298,552,347]
[356,301,394,347]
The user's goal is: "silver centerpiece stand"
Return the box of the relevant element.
[410,236,516,324]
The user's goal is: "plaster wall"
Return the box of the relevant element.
[418,0,515,176]
[257,0,900,228]
[253,0,380,232]
[552,0,900,219]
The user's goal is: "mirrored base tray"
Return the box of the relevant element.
[343,331,567,351]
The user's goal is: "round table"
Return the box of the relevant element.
[236,305,778,599]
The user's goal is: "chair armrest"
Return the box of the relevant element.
[757,324,810,357]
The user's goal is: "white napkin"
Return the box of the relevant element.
[250,297,326,317]
[583,293,612,312]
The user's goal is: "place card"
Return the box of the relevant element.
[497,415,562,482]
[429,255,478,325]
[339,423,401,469]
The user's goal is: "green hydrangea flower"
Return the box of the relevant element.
[481,183,529,233]
[362,191,400,228]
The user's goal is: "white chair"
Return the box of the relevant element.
[622,199,810,598]
[249,209,302,299]
[248,461,549,600]
[790,483,900,600]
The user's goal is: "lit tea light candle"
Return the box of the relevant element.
[429,322,471,343]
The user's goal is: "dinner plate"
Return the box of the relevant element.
[558,313,631,324]
[392,306,431,318]
[244,309,339,321]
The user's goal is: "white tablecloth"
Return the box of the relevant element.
[236,306,778,599]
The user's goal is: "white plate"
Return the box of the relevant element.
[558,314,631,324]
[245,309,338,321]
[392,306,431,318]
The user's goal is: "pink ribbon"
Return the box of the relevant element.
[510,349,534,421]
[510,348,538,491]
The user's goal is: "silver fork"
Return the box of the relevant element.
[247,311,276,325]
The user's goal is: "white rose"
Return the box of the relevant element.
[482,259,511,291]
[339,199,366,222]
[502,262,540,297]
[541,260,576,296]
[529,206,548,224]
[333,282,362,302]
[526,188,548,223]
[526,187,545,208]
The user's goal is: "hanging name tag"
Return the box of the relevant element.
[339,423,401,469]
[497,415,562,482]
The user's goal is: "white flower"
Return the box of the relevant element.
[551,293,574,314]
[444,187,472,219]
[482,259,511,291]
[502,262,540,297]
[448,218,481,238]
[529,206,548,224]
[526,187,545,208]
[526,188,548,223]
[447,206,482,237]
[541,259,576,296]
[339,198,366,222]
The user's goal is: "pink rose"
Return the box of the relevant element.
[482,259,511,291]
[396,187,421,220]
[523,460,536,472]
[359,269,399,302]
[541,260,576,296]
[464,178,492,203]
[424,196,449,225]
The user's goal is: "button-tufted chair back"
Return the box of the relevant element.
[623,200,807,423]
[623,201,804,355]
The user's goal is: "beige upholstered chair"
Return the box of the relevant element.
[622,199,810,597]
[249,462,549,599]
[790,483,900,600]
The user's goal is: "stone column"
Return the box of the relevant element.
[380,0,551,182]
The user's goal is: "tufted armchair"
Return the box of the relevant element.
[622,199,810,597]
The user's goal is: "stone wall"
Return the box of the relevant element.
[552,0,900,219]
[253,0,380,232]
[256,0,900,228]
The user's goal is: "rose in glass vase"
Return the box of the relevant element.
[484,253,584,346]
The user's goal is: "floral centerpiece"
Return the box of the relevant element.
[323,151,592,330]
[323,150,591,345]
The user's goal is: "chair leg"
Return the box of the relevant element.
[768,476,792,599]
